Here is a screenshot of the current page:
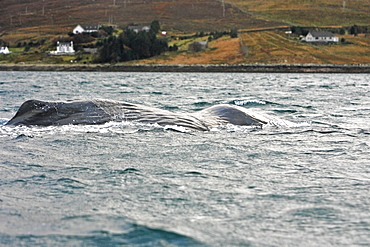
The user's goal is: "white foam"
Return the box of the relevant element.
[234,99,266,106]
[0,121,163,138]
[1,117,309,137]
[164,125,192,133]
[262,119,311,130]
[209,124,261,133]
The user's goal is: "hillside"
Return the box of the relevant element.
[227,0,370,27]
[1,0,282,33]
[2,0,369,34]
[1,0,370,65]
[125,33,370,65]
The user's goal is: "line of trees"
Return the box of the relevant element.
[176,29,238,41]
[94,20,168,63]
[290,25,370,36]
[349,25,369,36]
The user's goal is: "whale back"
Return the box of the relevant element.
[93,99,209,131]
[6,99,210,130]
[6,100,274,130]
[193,104,269,127]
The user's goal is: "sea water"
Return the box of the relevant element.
[0,72,369,246]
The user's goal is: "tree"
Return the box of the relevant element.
[24,45,31,52]
[96,35,124,63]
[133,31,151,59]
[291,26,309,36]
[349,25,358,36]
[150,20,160,34]
[100,26,114,36]
[230,28,238,38]
[169,44,178,52]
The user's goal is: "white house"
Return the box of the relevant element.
[0,47,11,54]
[73,24,99,34]
[49,41,75,55]
[304,31,339,43]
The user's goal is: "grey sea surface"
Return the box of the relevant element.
[0,72,369,246]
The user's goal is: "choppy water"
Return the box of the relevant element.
[0,72,369,246]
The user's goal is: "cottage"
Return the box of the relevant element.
[49,41,75,55]
[127,25,150,33]
[304,31,339,43]
[73,24,99,34]
[0,47,11,54]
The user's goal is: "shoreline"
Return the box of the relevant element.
[1,64,370,73]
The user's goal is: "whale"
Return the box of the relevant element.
[5,99,277,131]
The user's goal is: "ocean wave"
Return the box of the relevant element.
[0,117,309,138]
[0,222,206,247]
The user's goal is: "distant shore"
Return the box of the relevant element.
[1,64,370,73]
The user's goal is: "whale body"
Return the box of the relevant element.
[6,99,274,131]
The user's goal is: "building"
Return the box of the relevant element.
[127,25,150,33]
[49,41,75,55]
[0,47,11,54]
[73,24,99,34]
[82,48,98,54]
[304,31,339,43]
[188,41,208,52]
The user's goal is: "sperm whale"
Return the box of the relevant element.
[6,99,276,131]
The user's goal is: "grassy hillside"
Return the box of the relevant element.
[1,0,369,65]
[227,0,370,26]
[3,0,369,34]
[123,32,370,65]
[1,0,281,33]
[239,31,370,64]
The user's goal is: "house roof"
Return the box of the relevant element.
[128,25,150,31]
[195,41,208,46]
[80,25,99,31]
[308,31,335,38]
[57,42,73,45]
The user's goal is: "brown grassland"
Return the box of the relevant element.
[132,32,370,65]
[226,0,370,26]
[132,37,245,65]
[239,32,370,64]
